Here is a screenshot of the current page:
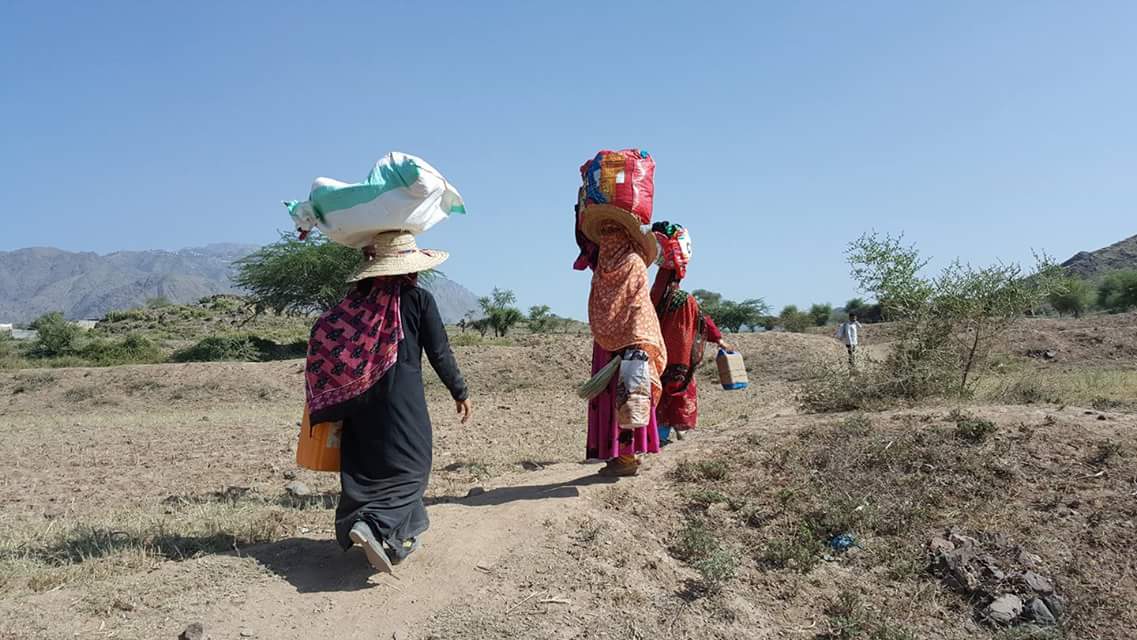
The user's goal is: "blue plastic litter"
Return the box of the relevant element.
[829,533,857,552]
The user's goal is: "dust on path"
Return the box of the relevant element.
[188,464,627,639]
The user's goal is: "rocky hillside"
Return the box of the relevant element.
[0,245,481,325]
[1061,233,1137,279]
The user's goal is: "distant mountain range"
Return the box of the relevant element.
[1061,233,1137,280]
[0,245,481,325]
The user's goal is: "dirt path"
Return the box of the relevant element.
[201,463,616,640]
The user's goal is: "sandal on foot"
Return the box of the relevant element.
[390,537,421,566]
[349,521,393,574]
[598,459,640,478]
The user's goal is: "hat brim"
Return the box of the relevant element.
[579,204,658,265]
[347,249,449,282]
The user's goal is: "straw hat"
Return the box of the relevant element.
[347,231,449,282]
[578,204,659,265]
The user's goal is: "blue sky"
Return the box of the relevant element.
[2,1,1134,320]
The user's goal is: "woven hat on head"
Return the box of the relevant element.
[578,204,658,266]
[347,231,449,282]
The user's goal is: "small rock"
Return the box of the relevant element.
[179,623,205,640]
[240,631,255,638]
[1029,598,1057,625]
[987,594,1024,625]
[466,486,486,498]
[1022,570,1054,594]
[928,537,955,555]
[979,554,1006,581]
[1043,350,1057,360]
[283,470,297,480]
[1097,415,1107,421]
[1017,548,1043,568]
[948,530,980,549]
[1043,594,1066,619]
[285,481,311,498]
[939,549,980,594]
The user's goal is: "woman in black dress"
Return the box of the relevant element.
[306,231,471,574]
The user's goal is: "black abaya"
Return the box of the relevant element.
[309,284,467,554]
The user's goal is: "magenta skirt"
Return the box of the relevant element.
[585,342,661,461]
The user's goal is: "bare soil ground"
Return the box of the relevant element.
[1,320,1133,639]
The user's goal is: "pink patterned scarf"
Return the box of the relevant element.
[305,276,412,413]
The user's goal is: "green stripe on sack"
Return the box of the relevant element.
[310,184,389,216]
[309,156,423,216]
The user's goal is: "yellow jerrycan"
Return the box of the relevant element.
[296,406,343,472]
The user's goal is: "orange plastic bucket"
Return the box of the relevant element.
[296,407,343,472]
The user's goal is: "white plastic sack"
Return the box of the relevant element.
[285,152,465,248]
[616,349,652,430]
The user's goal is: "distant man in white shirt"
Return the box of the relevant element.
[835,312,862,368]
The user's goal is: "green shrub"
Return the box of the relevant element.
[1048,276,1094,317]
[172,336,261,362]
[1097,270,1137,313]
[686,489,730,506]
[29,313,79,358]
[778,305,811,333]
[103,308,147,323]
[451,333,485,347]
[798,359,904,413]
[671,459,731,482]
[809,303,834,327]
[952,411,997,443]
[840,414,873,435]
[760,522,824,571]
[673,517,738,593]
[170,335,306,363]
[79,334,163,366]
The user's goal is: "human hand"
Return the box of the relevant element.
[455,399,472,425]
[718,341,733,352]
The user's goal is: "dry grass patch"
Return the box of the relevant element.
[0,491,325,596]
[663,410,1137,638]
[979,369,1137,410]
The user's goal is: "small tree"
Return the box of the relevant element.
[691,290,724,321]
[1096,270,1137,313]
[235,234,363,315]
[1048,277,1094,317]
[479,288,524,337]
[840,232,1059,399]
[528,305,554,333]
[808,303,833,327]
[235,233,438,315]
[471,318,491,337]
[30,312,80,358]
[778,305,811,333]
[935,259,1059,393]
[724,299,769,332]
[844,298,867,317]
[693,290,769,332]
